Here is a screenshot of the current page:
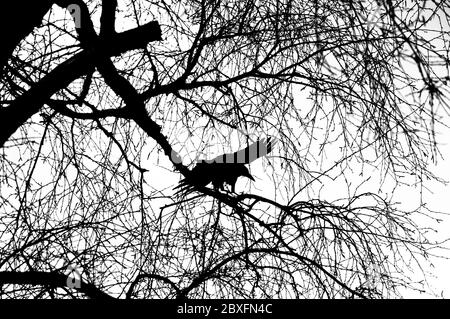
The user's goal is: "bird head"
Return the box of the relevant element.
[240,165,255,181]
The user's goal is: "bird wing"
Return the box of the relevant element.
[210,137,275,165]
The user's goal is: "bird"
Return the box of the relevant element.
[174,137,275,197]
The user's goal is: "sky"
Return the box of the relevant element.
[3,0,450,298]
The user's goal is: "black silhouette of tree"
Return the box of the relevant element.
[0,0,449,298]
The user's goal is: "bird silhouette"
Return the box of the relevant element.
[174,137,275,196]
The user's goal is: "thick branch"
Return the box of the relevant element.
[0,271,114,299]
[100,0,118,39]
[94,57,189,176]
[126,273,181,299]
[48,100,131,120]
[66,7,186,176]
[0,1,53,74]
[0,51,92,147]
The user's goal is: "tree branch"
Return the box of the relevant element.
[126,273,181,299]
[0,271,114,299]
[0,14,161,148]
[0,1,53,74]
[100,0,117,39]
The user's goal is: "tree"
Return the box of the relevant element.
[174,138,274,195]
[0,0,449,298]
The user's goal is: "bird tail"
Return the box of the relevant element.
[173,179,196,198]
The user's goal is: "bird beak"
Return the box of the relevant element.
[248,174,255,181]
